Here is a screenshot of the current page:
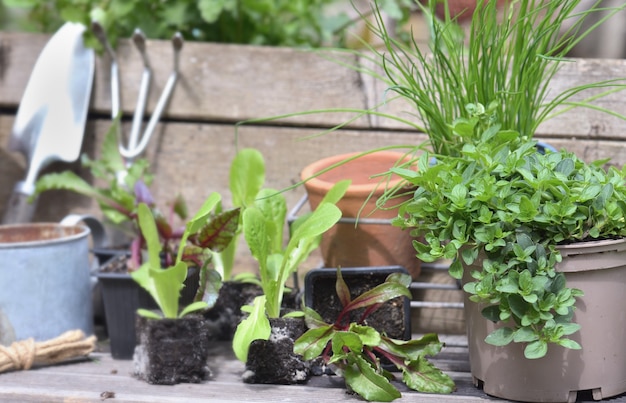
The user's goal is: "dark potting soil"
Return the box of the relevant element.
[99,253,131,273]
[309,272,409,340]
[243,317,310,385]
[203,281,263,340]
[133,315,211,385]
[203,282,302,341]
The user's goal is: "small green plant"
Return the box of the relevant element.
[390,102,626,359]
[294,268,455,401]
[232,180,348,362]
[34,118,170,269]
[131,193,239,319]
[34,119,263,276]
[211,147,265,283]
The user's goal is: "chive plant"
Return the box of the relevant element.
[358,0,626,156]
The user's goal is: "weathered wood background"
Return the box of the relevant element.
[1,31,626,334]
[3,31,626,221]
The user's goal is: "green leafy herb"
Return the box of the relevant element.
[132,194,240,319]
[232,180,348,362]
[392,103,626,358]
[294,268,455,401]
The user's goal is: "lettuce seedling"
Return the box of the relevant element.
[132,193,239,319]
[232,180,349,362]
[294,268,455,401]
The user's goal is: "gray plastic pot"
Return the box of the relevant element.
[464,238,626,402]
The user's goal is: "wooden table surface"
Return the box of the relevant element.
[2,335,625,402]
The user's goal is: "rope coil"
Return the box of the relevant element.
[0,330,96,373]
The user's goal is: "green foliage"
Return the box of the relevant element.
[321,0,626,157]
[293,268,455,401]
[35,117,152,229]
[1,0,412,49]
[211,148,265,282]
[391,103,626,358]
[132,194,240,318]
[132,202,215,319]
[232,180,348,362]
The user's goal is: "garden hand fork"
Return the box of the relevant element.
[92,23,183,183]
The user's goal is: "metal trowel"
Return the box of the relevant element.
[2,22,95,224]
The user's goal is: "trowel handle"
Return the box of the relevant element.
[2,182,38,224]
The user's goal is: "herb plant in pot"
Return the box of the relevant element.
[390,103,626,402]
[295,267,455,401]
[202,148,267,341]
[34,121,258,356]
[232,181,347,384]
[131,197,239,385]
[300,150,421,279]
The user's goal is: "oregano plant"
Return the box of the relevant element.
[293,268,455,401]
[390,102,626,359]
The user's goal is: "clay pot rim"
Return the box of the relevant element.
[300,151,415,197]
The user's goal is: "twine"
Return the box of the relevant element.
[0,330,96,373]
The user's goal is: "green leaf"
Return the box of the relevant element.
[481,305,500,322]
[348,324,381,347]
[332,331,364,355]
[343,355,401,402]
[302,305,328,329]
[176,192,222,261]
[343,281,411,313]
[335,267,351,309]
[196,268,222,307]
[137,203,162,268]
[148,261,187,318]
[136,308,162,319]
[379,334,443,360]
[513,327,539,343]
[230,148,265,208]
[319,179,350,205]
[232,296,271,362]
[402,358,456,394]
[485,327,515,346]
[254,189,288,254]
[557,338,581,350]
[192,208,241,252]
[293,324,334,360]
[243,206,270,283]
[179,301,209,317]
[524,340,548,359]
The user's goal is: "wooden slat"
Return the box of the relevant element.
[1,31,626,135]
[1,338,623,402]
[0,340,491,403]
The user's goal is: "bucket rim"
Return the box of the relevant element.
[0,222,90,249]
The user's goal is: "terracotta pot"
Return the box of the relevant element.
[301,151,421,279]
[464,238,626,402]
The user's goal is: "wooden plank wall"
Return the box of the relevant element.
[2,32,626,222]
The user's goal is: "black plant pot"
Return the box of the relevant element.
[96,251,200,359]
[133,314,210,385]
[304,266,412,340]
[243,316,310,384]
